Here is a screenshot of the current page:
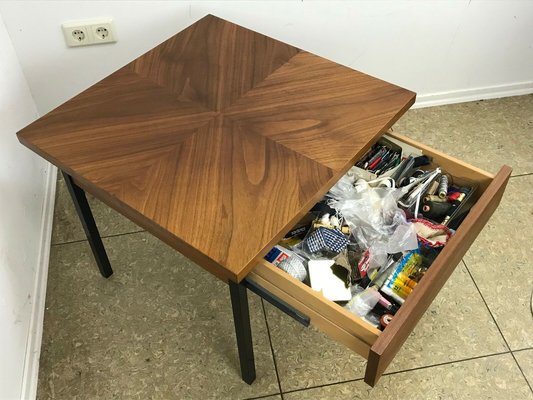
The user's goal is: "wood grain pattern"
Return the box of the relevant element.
[364,165,512,386]
[17,14,415,282]
[250,134,510,386]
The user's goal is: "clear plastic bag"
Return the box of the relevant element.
[345,286,381,317]
[328,176,418,271]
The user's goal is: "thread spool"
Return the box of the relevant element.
[380,314,393,329]
[421,201,452,220]
[424,194,448,203]
[438,175,449,199]
[427,180,439,195]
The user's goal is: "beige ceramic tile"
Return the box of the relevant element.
[393,94,533,176]
[464,175,533,350]
[37,232,278,400]
[514,349,533,388]
[263,301,367,391]
[284,354,532,400]
[265,263,506,391]
[52,173,143,245]
[388,262,507,371]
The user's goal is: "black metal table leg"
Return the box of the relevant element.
[229,280,256,384]
[62,171,113,278]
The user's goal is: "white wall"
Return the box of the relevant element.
[0,13,53,400]
[0,0,532,115]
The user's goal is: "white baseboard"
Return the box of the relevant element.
[20,163,57,400]
[413,81,533,109]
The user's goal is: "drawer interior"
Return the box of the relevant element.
[249,130,511,385]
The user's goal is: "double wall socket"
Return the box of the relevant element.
[62,17,117,47]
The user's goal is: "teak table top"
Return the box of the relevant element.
[18,15,415,282]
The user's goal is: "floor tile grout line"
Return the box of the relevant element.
[280,377,364,396]
[381,351,511,378]
[462,259,533,393]
[510,173,533,178]
[51,229,146,247]
[461,260,511,352]
[242,393,283,400]
[281,351,512,396]
[260,299,285,400]
[512,347,533,353]
[510,350,533,393]
[511,348,533,391]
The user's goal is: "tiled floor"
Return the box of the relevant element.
[38,95,533,399]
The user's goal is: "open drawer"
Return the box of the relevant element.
[247,130,512,387]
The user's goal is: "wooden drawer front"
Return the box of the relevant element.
[249,260,380,358]
[249,132,511,387]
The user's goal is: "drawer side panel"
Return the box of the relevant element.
[364,165,512,386]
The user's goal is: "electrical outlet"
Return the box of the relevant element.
[62,17,117,47]
[62,24,90,47]
[90,19,116,43]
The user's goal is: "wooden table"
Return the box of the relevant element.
[18,15,418,384]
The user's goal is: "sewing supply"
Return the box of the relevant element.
[319,213,331,225]
[381,250,423,304]
[312,222,350,235]
[424,194,448,203]
[277,257,307,282]
[427,180,439,195]
[395,271,418,290]
[412,218,453,247]
[398,168,441,208]
[304,226,350,254]
[369,253,402,288]
[330,215,340,228]
[441,192,466,225]
[380,286,405,305]
[421,201,452,220]
[438,174,449,199]
[377,293,399,314]
[389,280,414,299]
[264,245,293,266]
[380,314,394,329]
[375,152,400,175]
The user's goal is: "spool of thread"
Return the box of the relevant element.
[442,192,466,225]
[438,175,449,199]
[427,180,439,195]
[380,313,393,329]
[422,201,452,220]
[424,194,448,203]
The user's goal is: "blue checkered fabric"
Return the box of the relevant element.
[305,227,349,254]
